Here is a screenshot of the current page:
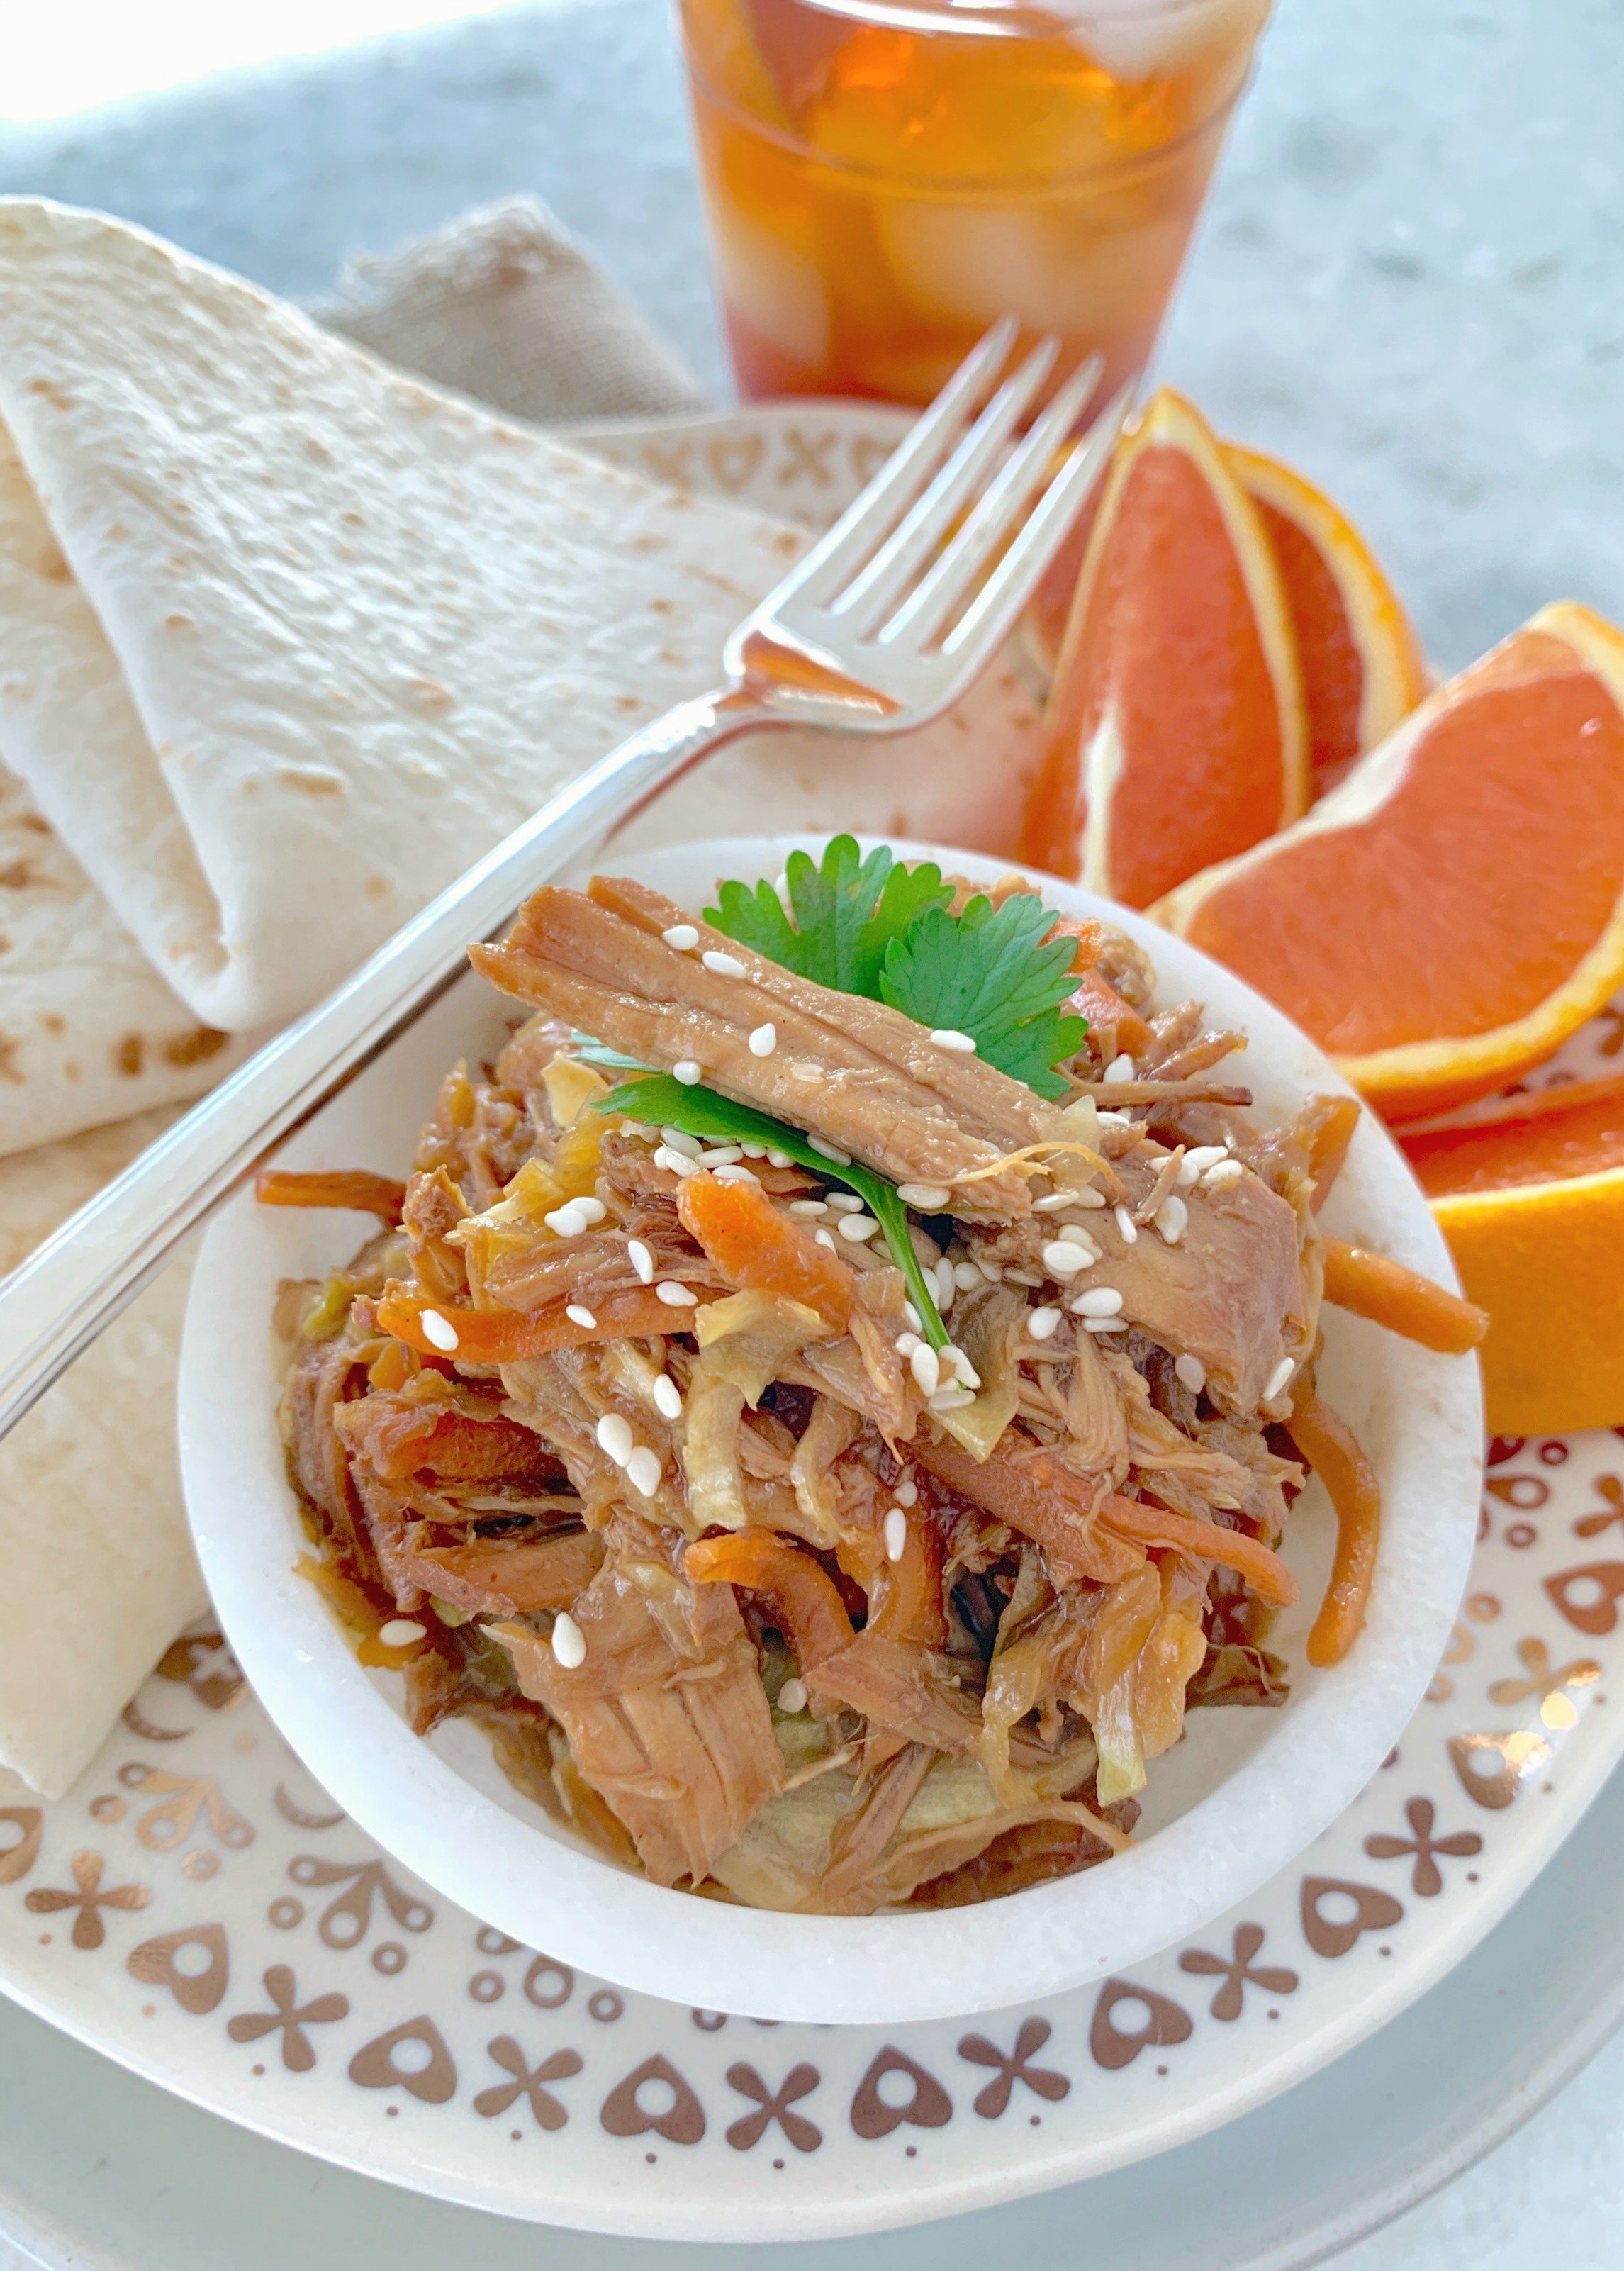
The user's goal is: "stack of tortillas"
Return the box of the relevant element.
[0,197,1044,1795]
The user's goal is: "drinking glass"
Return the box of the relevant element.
[678,0,1270,407]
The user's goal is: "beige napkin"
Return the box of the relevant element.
[0,196,1044,1798]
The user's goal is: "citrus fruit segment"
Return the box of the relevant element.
[1225,442,1430,799]
[1156,601,1624,1121]
[1401,1073,1624,1432]
[1019,386,1307,907]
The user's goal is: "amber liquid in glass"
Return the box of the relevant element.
[679,0,1268,407]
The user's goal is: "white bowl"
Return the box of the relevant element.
[178,835,1483,2024]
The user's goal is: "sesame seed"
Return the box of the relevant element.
[749,1022,778,1058]
[1114,1205,1139,1245]
[1180,1146,1228,1185]
[934,1259,957,1310]
[1265,1356,1296,1402]
[946,1345,981,1390]
[661,1127,703,1157]
[551,1612,587,1670]
[656,1280,698,1306]
[699,1145,744,1167]
[702,949,749,978]
[378,1618,426,1647]
[895,1332,922,1358]
[566,1304,598,1330]
[1033,1192,1075,1212]
[767,1151,793,1170]
[1204,1159,1245,1190]
[909,1343,941,1397]
[419,1307,459,1352]
[1073,1286,1124,1317]
[661,925,700,952]
[1041,1240,1093,1281]
[931,1385,977,1409]
[672,1061,702,1086]
[627,1238,656,1284]
[808,1136,851,1164]
[903,1302,923,1333]
[838,1215,880,1242]
[740,1142,768,1158]
[777,1678,808,1715]
[1097,1109,1133,1130]
[883,1507,908,1562]
[596,1413,634,1466]
[1175,1354,1206,1394]
[573,1195,607,1225]
[1083,1315,1127,1332]
[625,1446,663,1497]
[545,1203,588,1237]
[1027,1306,1063,1341]
[976,1258,1005,1283]
[949,1260,980,1292]
[772,872,790,900]
[895,1478,919,1507]
[1057,1225,1102,1259]
[1103,1054,1136,1085]
[712,1163,761,1185]
[653,1145,698,1178]
[653,1374,684,1422]
[789,1198,829,1217]
[1155,1195,1189,1246]
[930,1029,978,1053]
[814,1228,837,1251]
[827,1193,865,1213]
[897,1183,952,1210]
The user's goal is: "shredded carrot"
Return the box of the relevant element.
[676,1171,854,1329]
[1306,1097,1362,1212]
[1100,1494,1299,1609]
[376,1283,694,1365]
[256,1168,406,1224]
[683,1531,855,1670]
[866,1507,947,1650]
[1322,1236,1488,1354]
[1048,916,1153,1056]
[1287,1383,1383,1667]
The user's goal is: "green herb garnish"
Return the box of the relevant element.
[594,1072,949,1349]
[708,837,952,1000]
[708,834,1085,1097]
[878,893,1086,1100]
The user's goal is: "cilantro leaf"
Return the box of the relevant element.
[707,835,951,998]
[593,1072,948,1349]
[879,894,1087,1100]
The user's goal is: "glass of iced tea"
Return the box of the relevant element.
[677,0,1269,407]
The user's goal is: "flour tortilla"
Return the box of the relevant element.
[0,199,1045,1039]
[0,1106,208,1798]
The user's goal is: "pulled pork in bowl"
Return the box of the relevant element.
[180,837,1484,2021]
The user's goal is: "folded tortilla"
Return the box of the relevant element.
[0,197,1044,1055]
[0,1106,208,1798]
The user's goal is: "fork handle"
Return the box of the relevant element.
[0,687,783,1444]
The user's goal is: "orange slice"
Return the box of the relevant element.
[1019,387,1308,908]
[1156,602,1624,1121]
[1401,1074,1624,1431]
[1226,443,1430,798]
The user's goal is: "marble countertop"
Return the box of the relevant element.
[1,1,1620,2261]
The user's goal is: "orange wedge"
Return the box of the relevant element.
[1019,388,1308,908]
[1157,601,1624,1121]
[1226,444,1430,798]
[1401,1074,1624,1431]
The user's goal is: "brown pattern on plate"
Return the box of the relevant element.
[24,1851,149,1949]
[472,2038,583,2129]
[288,1855,433,1948]
[1178,1924,1299,2019]
[0,1807,41,1885]
[1299,1877,1404,1958]
[128,1921,230,2014]
[849,2047,953,2138]
[956,2016,1069,2115]
[600,2053,707,2145]
[1089,1980,1194,2070]
[227,1964,349,2068]
[348,2016,458,2103]
[1448,1730,1551,1809]
[724,2061,822,2152]
[118,1764,254,1852]
[1544,1561,1624,1635]
[1363,1798,1484,1896]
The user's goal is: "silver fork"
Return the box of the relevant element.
[0,323,1130,1441]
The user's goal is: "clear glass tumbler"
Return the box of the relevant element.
[678,0,1270,408]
